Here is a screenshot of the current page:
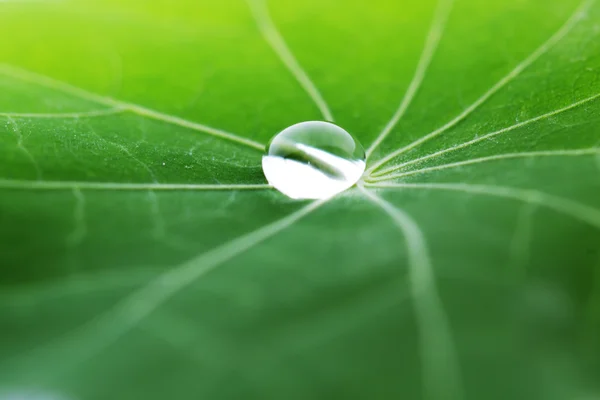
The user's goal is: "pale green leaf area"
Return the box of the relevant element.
[0,0,599,399]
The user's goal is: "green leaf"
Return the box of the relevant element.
[1,0,599,399]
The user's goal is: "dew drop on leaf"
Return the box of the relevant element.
[262,121,366,200]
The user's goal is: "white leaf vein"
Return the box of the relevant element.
[369,148,600,181]
[358,185,463,400]
[0,64,265,151]
[366,0,454,158]
[0,107,126,119]
[246,0,334,122]
[371,92,600,177]
[367,0,595,175]
[366,182,600,228]
[0,179,272,191]
[8,198,326,379]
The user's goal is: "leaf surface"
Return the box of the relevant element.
[1,0,599,399]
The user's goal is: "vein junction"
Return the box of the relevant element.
[366,0,595,175]
[369,148,600,181]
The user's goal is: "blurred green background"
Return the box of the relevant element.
[1,0,599,399]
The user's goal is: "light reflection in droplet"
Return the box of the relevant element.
[262,121,365,200]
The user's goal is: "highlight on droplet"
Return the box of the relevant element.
[262,121,365,200]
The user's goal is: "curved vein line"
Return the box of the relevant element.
[6,116,42,180]
[0,63,265,151]
[371,92,600,177]
[369,148,600,182]
[9,199,327,380]
[246,0,334,122]
[366,0,454,158]
[0,179,272,191]
[358,185,463,400]
[366,0,595,175]
[147,190,166,240]
[82,120,159,183]
[67,187,87,247]
[366,182,600,228]
[509,203,536,274]
[0,107,127,119]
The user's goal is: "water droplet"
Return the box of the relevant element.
[262,121,365,200]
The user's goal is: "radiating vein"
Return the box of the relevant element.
[366,182,600,228]
[367,0,595,175]
[246,0,334,121]
[358,185,463,400]
[10,199,326,381]
[0,63,265,151]
[0,107,126,119]
[371,92,600,177]
[0,179,272,191]
[366,0,454,158]
[369,148,600,182]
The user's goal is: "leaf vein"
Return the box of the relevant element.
[371,92,600,177]
[0,179,272,191]
[366,0,454,158]
[366,182,600,228]
[359,185,463,400]
[0,107,127,119]
[0,64,265,151]
[7,199,327,379]
[246,0,334,121]
[369,148,600,181]
[6,116,43,180]
[66,186,87,248]
[367,0,595,174]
